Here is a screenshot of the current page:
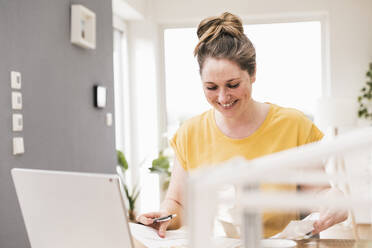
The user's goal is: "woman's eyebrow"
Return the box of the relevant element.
[226,78,240,82]
[204,78,240,84]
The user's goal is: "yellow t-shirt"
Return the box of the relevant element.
[170,103,324,237]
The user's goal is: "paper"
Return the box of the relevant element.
[271,212,320,240]
[129,223,188,248]
[218,219,240,238]
[129,223,242,248]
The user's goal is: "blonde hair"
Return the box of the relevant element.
[194,12,256,76]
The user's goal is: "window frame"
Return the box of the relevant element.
[113,16,133,182]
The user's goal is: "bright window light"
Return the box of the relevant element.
[245,22,322,117]
[164,28,210,137]
[164,21,322,135]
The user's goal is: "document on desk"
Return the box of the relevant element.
[129,223,242,248]
[129,222,188,247]
[271,212,320,240]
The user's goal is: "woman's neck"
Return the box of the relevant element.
[214,101,269,139]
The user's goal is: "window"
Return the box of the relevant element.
[164,28,210,138]
[113,28,131,171]
[163,21,322,136]
[245,21,322,117]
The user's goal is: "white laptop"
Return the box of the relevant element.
[11,168,134,248]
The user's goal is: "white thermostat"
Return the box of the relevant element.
[94,86,106,108]
[70,5,96,49]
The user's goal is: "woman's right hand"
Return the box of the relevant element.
[136,157,186,238]
[136,211,172,238]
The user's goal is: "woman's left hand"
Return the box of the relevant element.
[312,188,348,234]
[312,207,348,234]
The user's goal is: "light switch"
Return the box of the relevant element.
[106,112,113,126]
[12,92,22,110]
[13,137,24,155]
[11,71,22,89]
[12,114,23,132]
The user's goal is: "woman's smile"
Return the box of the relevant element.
[218,99,239,109]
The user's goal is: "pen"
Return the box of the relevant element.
[153,214,177,223]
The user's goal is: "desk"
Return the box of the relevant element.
[134,239,372,248]
[296,239,371,248]
[133,238,147,248]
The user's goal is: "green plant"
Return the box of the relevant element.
[149,151,171,176]
[117,150,128,171]
[149,151,171,190]
[116,150,139,221]
[358,62,372,119]
[123,184,140,221]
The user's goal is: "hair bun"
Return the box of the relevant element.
[194,12,256,77]
[196,12,244,42]
[219,12,244,34]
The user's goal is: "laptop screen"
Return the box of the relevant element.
[12,168,134,248]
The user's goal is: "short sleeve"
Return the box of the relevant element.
[305,122,324,144]
[297,113,324,145]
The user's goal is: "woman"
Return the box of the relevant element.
[137,12,347,238]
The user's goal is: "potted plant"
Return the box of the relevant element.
[116,150,140,221]
[357,62,372,122]
[123,183,140,221]
[149,151,171,201]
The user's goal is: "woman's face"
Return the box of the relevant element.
[201,58,256,118]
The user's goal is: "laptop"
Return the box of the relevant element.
[11,168,134,248]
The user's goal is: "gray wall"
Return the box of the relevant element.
[0,1,116,247]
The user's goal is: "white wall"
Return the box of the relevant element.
[113,0,147,20]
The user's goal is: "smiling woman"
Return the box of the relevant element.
[164,21,322,138]
[136,12,347,239]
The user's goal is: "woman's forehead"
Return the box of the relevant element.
[201,58,246,83]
